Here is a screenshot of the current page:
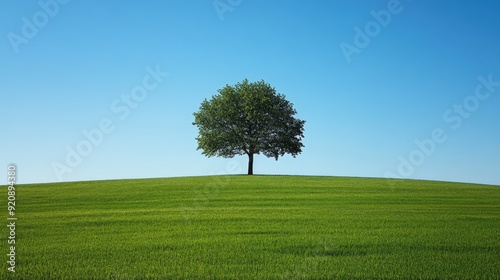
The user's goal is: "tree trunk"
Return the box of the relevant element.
[247,153,254,175]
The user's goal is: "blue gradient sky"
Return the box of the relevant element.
[1,0,499,185]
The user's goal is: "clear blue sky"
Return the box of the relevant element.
[1,0,499,185]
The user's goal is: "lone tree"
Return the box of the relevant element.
[193,79,306,175]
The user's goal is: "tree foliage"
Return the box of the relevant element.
[193,79,305,175]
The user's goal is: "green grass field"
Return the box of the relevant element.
[2,176,500,279]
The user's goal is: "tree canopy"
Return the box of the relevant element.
[193,79,305,175]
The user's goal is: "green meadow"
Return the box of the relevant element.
[2,176,500,279]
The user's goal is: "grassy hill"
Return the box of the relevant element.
[2,176,499,279]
